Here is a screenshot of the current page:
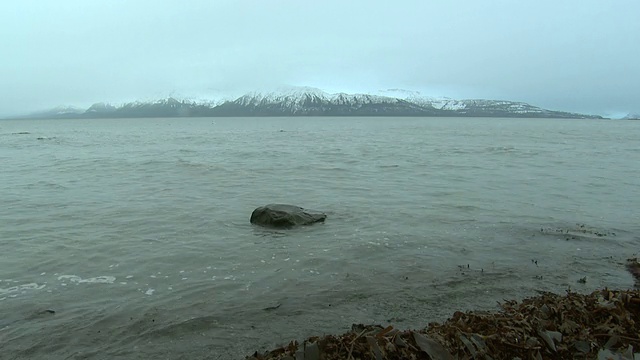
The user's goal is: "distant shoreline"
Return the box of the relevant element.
[4,89,606,120]
[3,114,610,121]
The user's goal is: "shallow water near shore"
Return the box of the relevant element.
[1,116,639,359]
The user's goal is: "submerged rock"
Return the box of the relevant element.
[250,204,326,228]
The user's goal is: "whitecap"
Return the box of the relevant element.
[57,275,116,284]
[0,283,45,296]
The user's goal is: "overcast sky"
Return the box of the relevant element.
[1,0,638,117]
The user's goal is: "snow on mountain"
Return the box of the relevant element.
[331,92,399,105]
[376,88,559,115]
[121,97,187,108]
[189,97,227,107]
[49,105,85,115]
[234,88,327,108]
[86,102,117,113]
[235,86,400,109]
[378,88,558,115]
[376,88,454,110]
[225,86,415,115]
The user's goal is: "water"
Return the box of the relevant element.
[0,117,638,359]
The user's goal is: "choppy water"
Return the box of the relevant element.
[0,117,639,359]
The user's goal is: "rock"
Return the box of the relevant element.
[626,258,640,287]
[250,204,326,228]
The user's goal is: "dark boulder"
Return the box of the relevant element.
[250,204,326,228]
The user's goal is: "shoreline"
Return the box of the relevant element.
[247,288,640,359]
[248,259,640,359]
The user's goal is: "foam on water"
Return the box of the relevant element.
[56,275,116,284]
[0,283,46,300]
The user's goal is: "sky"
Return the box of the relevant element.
[1,0,639,118]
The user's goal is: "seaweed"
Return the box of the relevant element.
[247,288,640,360]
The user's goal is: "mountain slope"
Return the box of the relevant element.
[83,98,217,118]
[13,105,86,119]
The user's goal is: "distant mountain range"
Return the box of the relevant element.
[13,87,604,119]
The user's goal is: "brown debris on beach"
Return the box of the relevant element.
[247,287,640,360]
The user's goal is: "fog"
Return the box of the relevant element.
[1,0,638,117]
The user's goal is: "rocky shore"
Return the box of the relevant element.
[247,259,640,360]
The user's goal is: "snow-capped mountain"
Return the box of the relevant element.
[214,86,438,116]
[86,102,117,114]
[622,113,640,120]
[11,87,603,119]
[378,88,594,117]
[415,98,573,117]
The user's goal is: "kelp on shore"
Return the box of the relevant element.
[248,259,640,360]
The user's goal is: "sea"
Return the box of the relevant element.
[0,116,638,359]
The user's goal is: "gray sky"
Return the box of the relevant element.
[1,0,639,117]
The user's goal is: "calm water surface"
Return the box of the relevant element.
[0,117,639,359]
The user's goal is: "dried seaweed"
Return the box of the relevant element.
[247,289,640,360]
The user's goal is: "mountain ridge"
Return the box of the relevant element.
[9,88,604,119]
